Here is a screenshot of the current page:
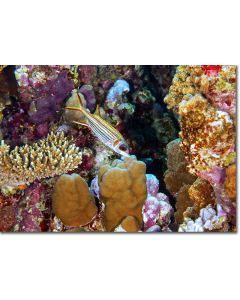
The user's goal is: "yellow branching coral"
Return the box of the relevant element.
[225,164,236,201]
[164,65,206,112]
[98,156,147,232]
[0,132,82,187]
[52,173,98,227]
[178,94,235,175]
[164,65,236,113]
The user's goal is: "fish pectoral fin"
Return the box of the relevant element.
[94,104,101,116]
[72,120,89,127]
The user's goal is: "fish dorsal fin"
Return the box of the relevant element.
[77,93,85,107]
[94,104,101,116]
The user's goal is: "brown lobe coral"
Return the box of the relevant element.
[98,156,147,232]
[52,173,98,227]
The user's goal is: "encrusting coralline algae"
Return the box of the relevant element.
[0,65,236,232]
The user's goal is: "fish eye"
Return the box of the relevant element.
[119,143,128,152]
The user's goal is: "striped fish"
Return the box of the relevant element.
[65,92,130,157]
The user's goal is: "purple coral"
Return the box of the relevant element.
[79,85,96,112]
[15,65,74,124]
[28,72,74,124]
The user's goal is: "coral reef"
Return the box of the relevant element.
[98,156,147,232]
[179,204,229,232]
[52,173,98,227]
[0,132,82,187]
[0,65,236,233]
[175,178,215,224]
[164,136,225,226]
[164,65,236,230]
[164,65,236,115]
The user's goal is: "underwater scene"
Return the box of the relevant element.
[0,65,236,232]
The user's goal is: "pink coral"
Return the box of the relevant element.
[179,204,229,232]
[143,195,162,230]
[143,193,173,231]
[143,174,173,230]
[199,166,236,220]
[208,91,236,115]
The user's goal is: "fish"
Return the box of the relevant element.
[65,92,130,157]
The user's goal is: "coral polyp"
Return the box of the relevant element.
[0,65,236,232]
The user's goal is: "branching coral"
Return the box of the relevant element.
[178,94,235,176]
[98,156,147,232]
[0,132,82,187]
[52,173,98,227]
[164,65,206,112]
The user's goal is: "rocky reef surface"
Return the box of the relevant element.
[0,65,236,232]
